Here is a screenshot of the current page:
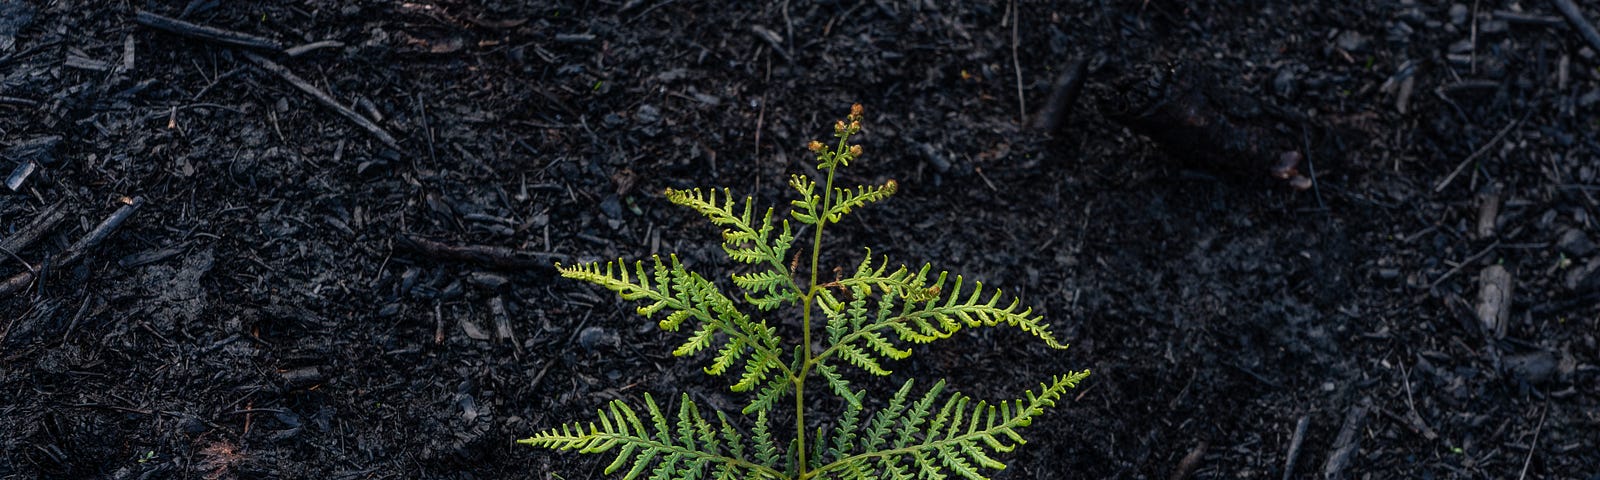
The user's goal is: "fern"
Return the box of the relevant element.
[524,104,1090,479]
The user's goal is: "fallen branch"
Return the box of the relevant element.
[393,234,563,271]
[1008,0,1026,124]
[1518,405,1547,480]
[0,200,69,254]
[1551,0,1600,55]
[0,197,145,298]
[1281,415,1311,480]
[1322,399,1370,480]
[242,51,399,149]
[1168,441,1207,480]
[1104,61,1320,190]
[283,40,346,58]
[1434,114,1524,193]
[1032,57,1089,134]
[133,9,282,51]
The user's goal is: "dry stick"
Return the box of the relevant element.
[1032,57,1089,133]
[393,233,564,271]
[241,51,399,149]
[283,40,345,58]
[1495,9,1565,27]
[58,198,145,267]
[1281,415,1311,480]
[0,197,145,298]
[0,245,30,274]
[1517,405,1547,480]
[1323,400,1370,480]
[1168,441,1207,480]
[133,10,282,51]
[1428,240,1501,290]
[0,200,69,253]
[1009,0,1026,124]
[1552,0,1600,54]
[1434,115,1524,193]
[1399,363,1440,440]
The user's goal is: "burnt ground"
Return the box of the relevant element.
[2,0,1599,478]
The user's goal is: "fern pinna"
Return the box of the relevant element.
[521,105,1090,479]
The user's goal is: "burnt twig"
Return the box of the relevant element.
[1008,0,1026,124]
[1434,114,1524,192]
[242,51,399,149]
[0,197,144,298]
[1168,441,1207,480]
[1032,57,1089,134]
[133,10,283,51]
[1323,399,1370,480]
[394,234,563,271]
[1518,405,1547,480]
[1104,61,1319,189]
[1281,415,1311,480]
[283,40,346,58]
[1551,0,1600,55]
[0,200,69,254]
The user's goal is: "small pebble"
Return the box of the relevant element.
[1475,265,1512,338]
[1578,89,1600,108]
[468,272,510,290]
[1478,19,1507,35]
[1504,350,1557,385]
[1449,4,1469,25]
[635,104,661,125]
[1558,228,1595,257]
[599,195,623,219]
[1335,30,1369,52]
[177,413,208,434]
[1396,7,1427,26]
[1273,68,1297,98]
[578,326,615,351]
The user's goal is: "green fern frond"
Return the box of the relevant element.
[535,105,1089,480]
[827,393,866,461]
[750,409,782,471]
[744,350,796,414]
[732,270,800,312]
[824,180,898,223]
[862,378,917,454]
[518,394,784,480]
[810,372,1089,479]
[556,256,793,395]
[788,174,821,225]
[665,187,802,305]
[813,362,862,408]
[664,187,795,265]
[811,252,1068,383]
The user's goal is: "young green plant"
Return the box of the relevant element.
[522,105,1089,479]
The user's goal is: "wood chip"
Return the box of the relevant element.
[1323,399,1370,480]
[1476,264,1512,338]
[1475,188,1501,239]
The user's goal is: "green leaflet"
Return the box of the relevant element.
[810,250,1070,387]
[527,105,1089,480]
[808,373,1091,479]
[518,394,784,480]
[555,256,790,403]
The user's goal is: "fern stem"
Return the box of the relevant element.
[795,131,851,479]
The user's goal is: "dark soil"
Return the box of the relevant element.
[4,1,1599,478]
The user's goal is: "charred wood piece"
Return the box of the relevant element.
[1102,62,1320,190]
[133,10,283,51]
[0,197,144,298]
[394,234,564,272]
[1032,57,1091,135]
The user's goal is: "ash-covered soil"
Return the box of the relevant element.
[2,1,1598,478]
